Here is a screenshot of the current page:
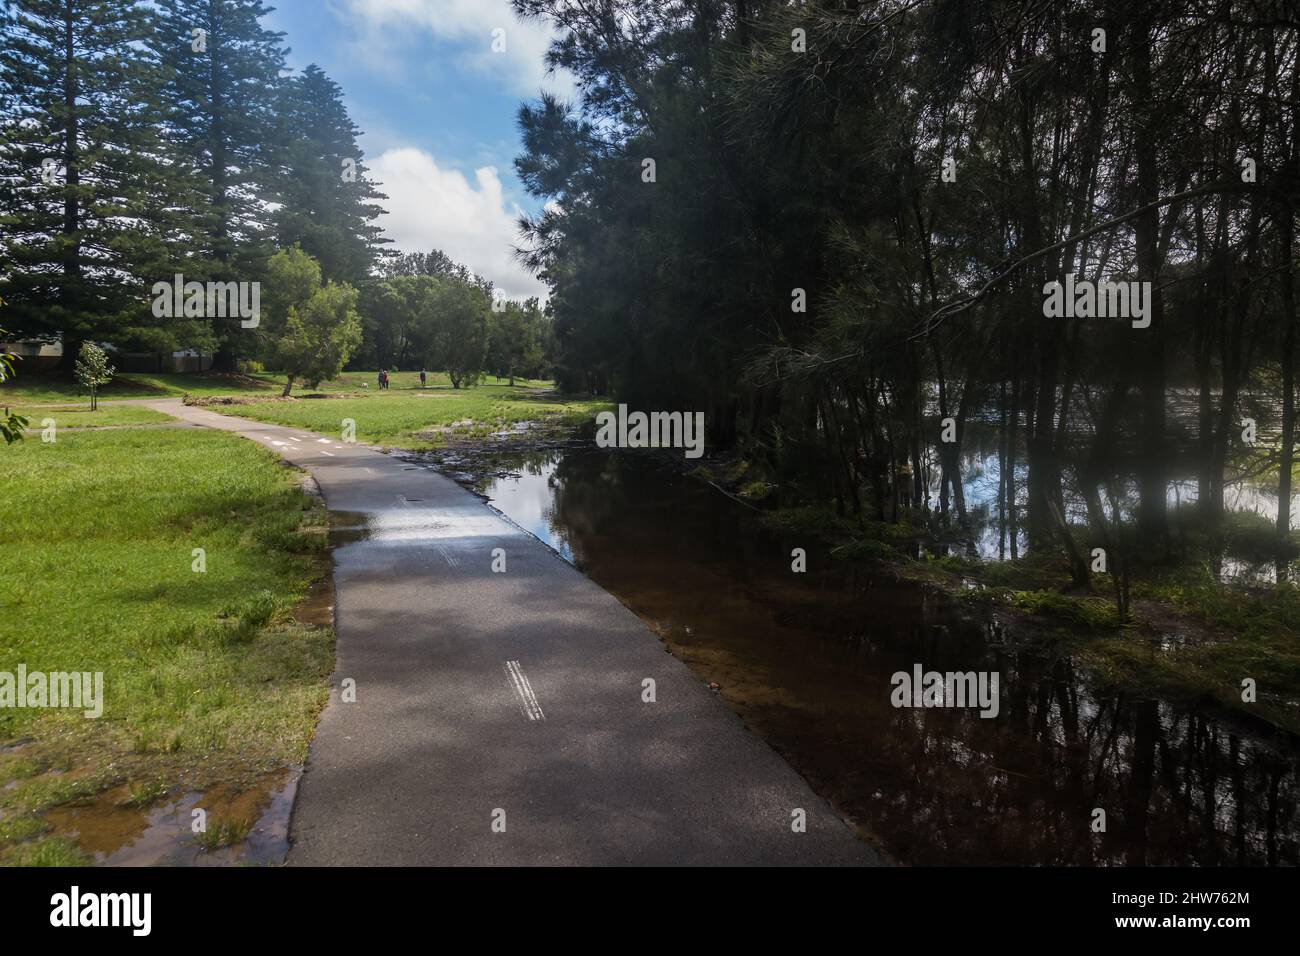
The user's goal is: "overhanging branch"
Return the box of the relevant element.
[910,179,1257,341]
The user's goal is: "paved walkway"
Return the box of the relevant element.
[148,398,881,866]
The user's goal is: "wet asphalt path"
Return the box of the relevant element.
[149,398,881,866]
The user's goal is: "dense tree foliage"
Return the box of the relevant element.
[260,246,361,396]
[431,278,490,389]
[149,0,285,253]
[149,0,289,369]
[0,1,555,396]
[514,0,1300,596]
[359,247,551,383]
[0,0,386,371]
[0,0,185,367]
[273,65,389,285]
[486,298,547,384]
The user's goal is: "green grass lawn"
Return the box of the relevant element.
[0,368,550,406]
[296,370,550,393]
[216,381,608,449]
[0,428,332,865]
[11,405,176,429]
[0,370,285,405]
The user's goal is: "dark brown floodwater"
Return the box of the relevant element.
[470,446,1300,866]
[44,767,298,866]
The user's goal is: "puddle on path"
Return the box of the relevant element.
[327,504,481,547]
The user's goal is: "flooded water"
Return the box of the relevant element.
[44,768,299,866]
[474,446,1300,865]
[922,430,1300,576]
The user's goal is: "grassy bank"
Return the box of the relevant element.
[0,428,332,865]
[207,380,606,449]
[1,369,603,449]
[0,368,544,406]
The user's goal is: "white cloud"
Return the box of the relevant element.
[370,147,546,302]
[347,0,570,96]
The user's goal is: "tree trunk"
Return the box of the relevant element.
[1276,54,1299,581]
[57,9,81,374]
[1277,206,1295,579]
[206,14,239,374]
[210,343,239,372]
[998,376,1008,559]
[1132,21,1168,551]
[60,337,83,375]
[1007,343,1021,559]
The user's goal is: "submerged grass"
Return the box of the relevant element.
[750,500,1300,733]
[193,816,253,852]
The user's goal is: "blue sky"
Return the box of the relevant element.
[263,0,570,299]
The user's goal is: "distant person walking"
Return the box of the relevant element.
[378,369,385,390]
[419,369,426,388]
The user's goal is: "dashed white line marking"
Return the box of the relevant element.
[317,438,331,444]
[289,436,302,442]
[504,661,545,722]
[321,451,335,457]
